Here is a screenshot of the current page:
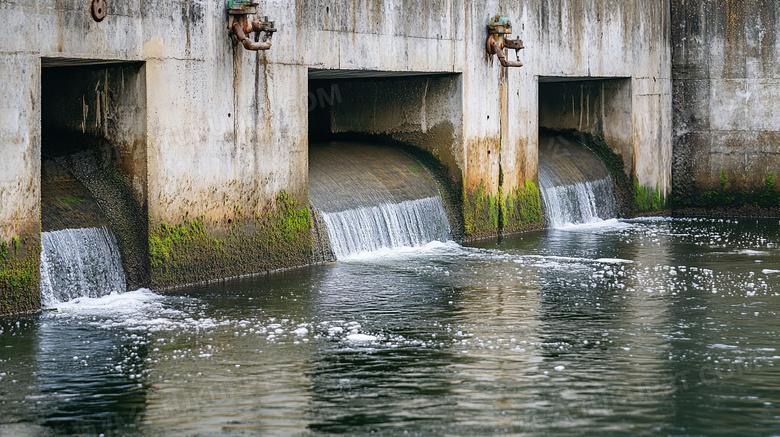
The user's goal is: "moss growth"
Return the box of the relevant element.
[675,170,780,211]
[60,194,83,205]
[761,172,779,207]
[463,182,500,238]
[0,235,41,315]
[407,166,420,174]
[150,191,313,288]
[504,181,544,232]
[635,182,667,212]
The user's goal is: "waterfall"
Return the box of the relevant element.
[40,227,127,306]
[538,172,618,228]
[321,197,451,259]
[538,133,618,228]
[309,141,451,260]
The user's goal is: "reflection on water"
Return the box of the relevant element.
[1,218,780,435]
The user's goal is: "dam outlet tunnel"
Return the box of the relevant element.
[537,77,633,225]
[40,60,149,298]
[306,70,464,260]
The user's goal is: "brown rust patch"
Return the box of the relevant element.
[464,136,501,194]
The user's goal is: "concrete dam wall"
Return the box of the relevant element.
[672,0,780,209]
[0,0,674,314]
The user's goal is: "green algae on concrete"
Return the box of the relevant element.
[150,191,313,288]
[0,234,41,315]
[635,182,666,212]
[464,180,542,239]
[463,182,499,239]
[674,170,780,213]
[503,181,543,233]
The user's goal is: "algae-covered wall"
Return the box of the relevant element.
[0,233,41,315]
[672,0,780,208]
[0,25,41,314]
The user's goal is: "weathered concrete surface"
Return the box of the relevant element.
[0,0,672,312]
[672,0,780,206]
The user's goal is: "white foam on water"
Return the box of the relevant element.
[555,218,634,232]
[346,333,378,342]
[628,216,673,223]
[595,258,634,264]
[52,288,161,314]
[520,254,633,265]
[340,240,464,262]
[736,249,770,256]
[48,289,220,334]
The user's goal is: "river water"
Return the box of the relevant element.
[2,217,780,436]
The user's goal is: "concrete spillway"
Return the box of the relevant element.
[538,134,618,228]
[309,142,450,259]
[39,159,127,305]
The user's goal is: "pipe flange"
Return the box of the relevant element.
[91,0,107,22]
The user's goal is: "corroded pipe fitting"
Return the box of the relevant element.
[488,35,524,68]
[229,9,276,51]
[232,19,272,51]
[487,15,525,68]
[251,19,276,44]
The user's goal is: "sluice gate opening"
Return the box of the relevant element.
[307,70,462,259]
[308,142,451,260]
[537,77,631,227]
[40,60,149,299]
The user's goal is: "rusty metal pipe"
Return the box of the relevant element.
[487,32,524,68]
[231,15,272,51]
[493,41,523,68]
[251,20,277,39]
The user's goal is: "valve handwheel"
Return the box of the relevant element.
[91,0,107,22]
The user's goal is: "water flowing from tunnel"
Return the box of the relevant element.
[538,173,618,228]
[538,134,618,228]
[321,197,451,259]
[40,226,127,307]
[309,142,452,260]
